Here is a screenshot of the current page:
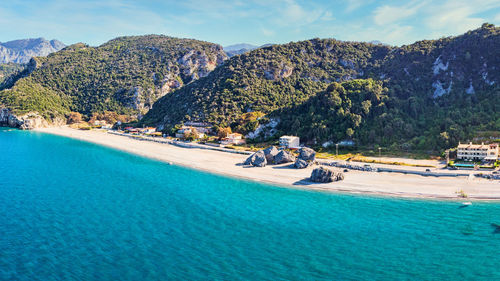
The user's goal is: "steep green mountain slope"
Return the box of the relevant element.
[145,38,390,125]
[0,63,24,83]
[275,79,499,151]
[0,35,227,121]
[144,24,500,150]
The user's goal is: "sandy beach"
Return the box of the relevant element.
[36,126,500,200]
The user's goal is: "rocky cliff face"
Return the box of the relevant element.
[123,44,227,112]
[0,107,64,130]
[0,107,23,127]
[0,38,66,64]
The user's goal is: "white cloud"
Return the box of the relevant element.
[277,0,324,26]
[422,0,500,35]
[345,0,370,13]
[373,1,426,26]
[321,11,335,21]
[2,0,500,48]
[0,0,177,45]
[425,7,484,35]
[358,0,500,45]
[260,27,275,37]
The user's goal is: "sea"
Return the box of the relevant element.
[1,127,499,280]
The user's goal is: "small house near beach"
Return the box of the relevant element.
[221,133,245,145]
[175,126,205,139]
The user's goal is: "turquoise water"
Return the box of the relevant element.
[1,128,500,280]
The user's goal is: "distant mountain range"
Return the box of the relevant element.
[0,38,66,64]
[224,43,273,57]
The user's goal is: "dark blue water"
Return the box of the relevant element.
[1,128,499,280]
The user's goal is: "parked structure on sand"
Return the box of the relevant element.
[457,142,499,161]
[279,136,300,149]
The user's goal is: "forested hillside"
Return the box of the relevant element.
[0,35,227,120]
[145,38,390,125]
[144,24,500,150]
[0,63,24,83]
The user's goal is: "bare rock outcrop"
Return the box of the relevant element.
[310,167,344,183]
[263,63,294,80]
[294,147,316,168]
[19,113,49,130]
[297,147,316,161]
[0,107,23,127]
[178,47,228,82]
[274,150,295,164]
[263,146,279,163]
[0,107,62,129]
[294,159,309,169]
[244,150,267,167]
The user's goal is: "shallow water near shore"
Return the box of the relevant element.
[1,127,500,280]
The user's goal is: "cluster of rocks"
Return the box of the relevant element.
[243,146,344,183]
[294,147,316,169]
[244,146,318,169]
[244,145,296,167]
[244,150,267,167]
[310,166,344,183]
[275,149,296,164]
[325,161,376,172]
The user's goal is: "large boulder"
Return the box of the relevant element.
[310,167,344,183]
[297,147,316,162]
[274,150,295,164]
[294,159,309,169]
[263,146,279,163]
[244,153,253,165]
[244,150,267,167]
[293,147,316,169]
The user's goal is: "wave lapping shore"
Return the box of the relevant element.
[36,127,500,200]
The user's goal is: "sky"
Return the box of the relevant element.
[1,0,500,47]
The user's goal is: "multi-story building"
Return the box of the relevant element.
[279,136,300,149]
[457,142,499,161]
